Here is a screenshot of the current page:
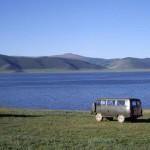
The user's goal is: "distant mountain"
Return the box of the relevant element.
[0,54,104,72]
[1,53,150,73]
[107,57,150,69]
[53,53,105,63]
[55,53,150,70]
[52,53,119,67]
[52,53,109,68]
[53,53,89,61]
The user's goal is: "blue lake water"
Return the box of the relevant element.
[0,72,150,110]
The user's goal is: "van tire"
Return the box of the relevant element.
[118,115,125,123]
[96,113,103,122]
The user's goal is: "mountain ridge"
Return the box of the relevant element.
[53,53,150,70]
[0,54,105,73]
[0,53,150,73]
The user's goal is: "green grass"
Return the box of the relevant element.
[0,108,150,150]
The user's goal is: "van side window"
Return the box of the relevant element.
[101,100,106,105]
[117,100,125,106]
[107,100,115,105]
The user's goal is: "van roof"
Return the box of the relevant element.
[97,98,140,101]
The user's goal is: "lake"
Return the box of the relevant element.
[0,72,150,110]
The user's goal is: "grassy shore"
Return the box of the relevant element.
[1,68,150,74]
[0,108,150,150]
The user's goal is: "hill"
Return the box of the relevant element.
[1,53,150,73]
[55,53,150,70]
[107,57,150,69]
[52,53,106,64]
[0,54,104,72]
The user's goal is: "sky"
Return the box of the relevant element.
[0,0,150,58]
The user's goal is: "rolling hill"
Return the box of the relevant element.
[1,53,150,73]
[54,53,150,70]
[52,53,121,68]
[107,57,150,69]
[0,54,104,72]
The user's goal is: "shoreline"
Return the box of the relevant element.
[1,69,150,74]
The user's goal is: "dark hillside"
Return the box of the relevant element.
[0,55,104,72]
[55,53,150,70]
[0,55,22,72]
[1,54,150,72]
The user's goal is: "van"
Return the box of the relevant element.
[91,98,143,123]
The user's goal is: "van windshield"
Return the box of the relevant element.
[137,101,141,107]
[131,100,141,107]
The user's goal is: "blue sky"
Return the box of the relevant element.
[0,0,150,58]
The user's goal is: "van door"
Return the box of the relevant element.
[104,100,116,117]
[100,100,108,116]
[131,99,142,117]
[136,100,142,116]
[116,100,126,116]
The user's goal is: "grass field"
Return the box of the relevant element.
[0,108,150,150]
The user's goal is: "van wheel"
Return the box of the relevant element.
[118,115,125,123]
[96,113,103,122]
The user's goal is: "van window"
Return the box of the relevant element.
[107,100,115,105]
[101,100,106,105]
[117,100,125,106]
[131,101,136,106]
[137,101,141,107]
